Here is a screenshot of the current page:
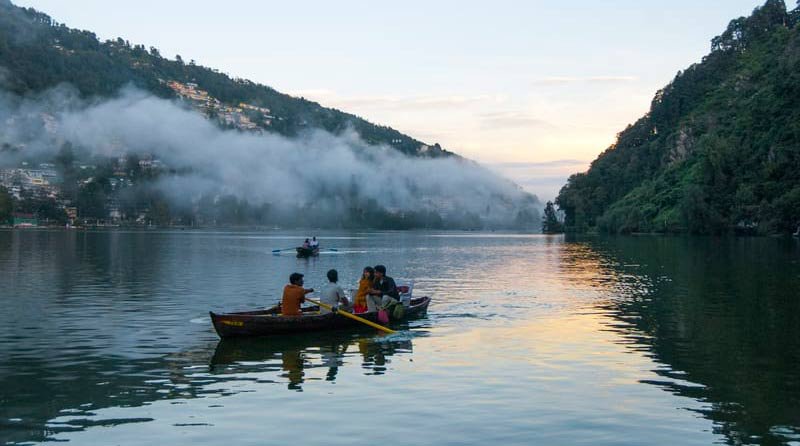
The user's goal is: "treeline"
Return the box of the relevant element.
[1,145,541,230]
[0,0,445,157]
[556,0,800,235]
[0,186,540,230]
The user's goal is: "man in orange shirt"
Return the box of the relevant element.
[281,272,314,316]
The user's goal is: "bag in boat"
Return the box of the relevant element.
[377,309,390,324]
[391,301,405,320]
[378,299,406,322]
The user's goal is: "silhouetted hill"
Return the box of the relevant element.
[557,0,800,235]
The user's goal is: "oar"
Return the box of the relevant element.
[321,248,338,252]
[271,247,295,253]
[304,297,395,334]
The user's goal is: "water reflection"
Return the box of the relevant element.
[0,333,413,444]
[3,230,800,445]
[577,236,800,446]
[210,334,414,391]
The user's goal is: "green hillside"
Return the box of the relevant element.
[0,0,544,230]
[556,0,800,235]
[0,0,446,157]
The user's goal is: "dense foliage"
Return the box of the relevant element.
[0,0,445,157]
[0,186,11,223]
[541,201,563,234]
[556,0,800,235]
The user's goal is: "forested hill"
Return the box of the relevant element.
[0,0,447,158]
[556,0,800,235]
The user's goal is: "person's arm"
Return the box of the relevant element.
[386,278,399,298]
[337,286,349,306]
[298,288,313,304]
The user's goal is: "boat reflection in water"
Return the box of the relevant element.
[210,332,415,391]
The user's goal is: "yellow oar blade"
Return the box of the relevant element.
[305,297,396,334]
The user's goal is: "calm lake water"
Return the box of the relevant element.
[1,230,799,445]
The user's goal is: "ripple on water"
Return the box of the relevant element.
[1,231,798,446]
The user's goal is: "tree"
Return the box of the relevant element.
[33,198,67,224]
[555,0,800,235]
[150,197,171,226]
[514,207,540,231]
[76,179,109,220]
[0,187,12,224]
[125,153,142,178]
[541,201,563,234]
[55,143,77,201]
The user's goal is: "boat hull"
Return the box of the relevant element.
[210,296,430,338]
[296,247,320,257]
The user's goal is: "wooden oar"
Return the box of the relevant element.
[304,297,396,334]
[271,247,296,253]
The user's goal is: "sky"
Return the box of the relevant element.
[13,0,769,200]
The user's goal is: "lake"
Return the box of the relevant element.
[1,230,799,445]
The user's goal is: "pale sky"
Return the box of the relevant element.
[14,0,768,200]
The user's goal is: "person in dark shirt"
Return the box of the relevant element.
[369,264,399,309]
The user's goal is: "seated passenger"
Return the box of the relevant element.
[320,269,349,314]
[281,272,314,316]
[353,266,375,314]
[369,264,400,309]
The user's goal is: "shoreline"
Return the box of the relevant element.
[0,225,543,234]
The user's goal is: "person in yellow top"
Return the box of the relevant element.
[353,266,375,314]
[281,272,314,316]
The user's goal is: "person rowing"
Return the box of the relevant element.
[280,272,314,316]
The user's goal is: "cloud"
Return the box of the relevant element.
[0,66,10,88]
[488,159,590,180]
[488,159,590,200]
[287,88,338,99]
[586,76,639,83]
[0,85,539,224]
[514,175,576,186]
[288,89,502,111]
[532,76,638,86]
[478,111,555,129]
[490,159,589,169]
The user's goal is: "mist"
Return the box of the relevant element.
[0,85,539,228]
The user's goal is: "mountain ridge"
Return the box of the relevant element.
[0,0,450,159]
[556,0,800,235]
[0,0,541,230]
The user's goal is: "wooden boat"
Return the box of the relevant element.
[210,296,431,338]
[295,246,320,257]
